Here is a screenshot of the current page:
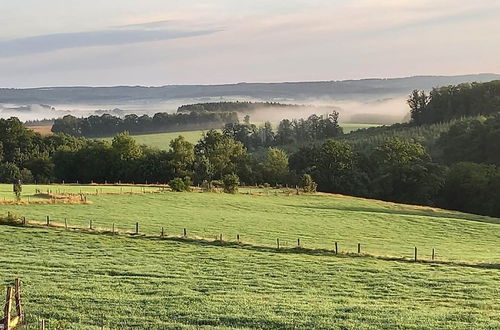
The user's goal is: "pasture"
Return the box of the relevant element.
[1,184,499,328]
[98,124,379,150]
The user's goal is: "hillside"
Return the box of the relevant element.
[1,184,499,328]
[2,74,499,105]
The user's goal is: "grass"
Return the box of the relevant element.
[97,124,379,150]
[1,184,499,328]
[100,130,209,149]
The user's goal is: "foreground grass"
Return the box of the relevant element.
[1,225,499,329]
[1,184,499,263]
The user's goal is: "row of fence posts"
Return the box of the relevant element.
[37,216,438,261]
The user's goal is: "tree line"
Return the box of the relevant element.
[51,111,239,137]
[408,80,500,125]
[224,112,343,150]
[177,101,308,113]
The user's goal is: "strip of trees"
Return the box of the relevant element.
[408,80,500,125]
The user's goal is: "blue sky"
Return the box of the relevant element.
[1,0,499,87]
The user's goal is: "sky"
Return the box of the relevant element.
[1,0,499,88]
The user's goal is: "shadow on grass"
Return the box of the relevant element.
[285,204,500,225]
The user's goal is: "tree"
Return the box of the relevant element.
[223,173,240,194]
[407,90,429,125]
[263,147,289,185]
[315,140,355,193]
[112,132,142,161]
[169,136,194,177]
[13,180,22,200]
[194,130,247,181]
[0,162,21,183]
[300,174,317,193]
[370,138,444,205]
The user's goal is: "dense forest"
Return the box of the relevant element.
[2,80,500,217]
[51,111,239,137]
[177,101,320,113]
[408,80,500,124]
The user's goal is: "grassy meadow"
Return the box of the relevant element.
[1,184,499,328]
[97,124,379,150]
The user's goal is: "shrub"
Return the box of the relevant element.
[169,177,187,192]
[223,174,240,194]
[183,176,193,192]
[300,174,317,193]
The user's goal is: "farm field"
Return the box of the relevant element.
[1,184,499,328]
[98,124,379,150]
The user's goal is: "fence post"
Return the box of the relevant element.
[219,234,223,242]
[112,223,115,235]
[297,238,301,248]
[432,248,435,261]
[161,227,164,238]
[135,222,139,234]
[40,319,46,330]
[414,247,418,261]
[64,218,68,230]
[14,278,22,319]
[237,234,240,243]
[22,217,26,226]
[183,228,187,237]
[276,238,280,249]
[357,243,361,254]
[89,220,93,230]
[335,242,338,254]
[4,287,13,330]
[46,216,50,226]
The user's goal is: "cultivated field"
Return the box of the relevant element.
[1,184,499,328]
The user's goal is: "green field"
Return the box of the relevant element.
[99,124,379,150]
[1,184,499,328]
[100,130,209,149]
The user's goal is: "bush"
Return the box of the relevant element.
[169,177,187,192]
[183,176,193,192]
[300,174,317,193]
[223,174,240,194]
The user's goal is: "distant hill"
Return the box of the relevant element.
[1,74,499,105]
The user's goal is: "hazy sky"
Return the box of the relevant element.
[1,0,499,87]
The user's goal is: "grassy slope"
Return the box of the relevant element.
[1,185,499,263]
[1,185,499,328]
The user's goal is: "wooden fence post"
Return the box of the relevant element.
[112,223,115,235]
[64,218,68,230]
[135,222,139,234]
[183,228,187,237]
[161,227,164,238]
[432,248,435,261]
[335,242,338,254]
[89,220,93,230]
[219,234,223,242]
[276,238,280,249]
[22,217,26,226]
[46,216,50,226]
[14,279,22,320]
[297,238,301,248]
[237,234,240,243]
[414,247,418,261]
[357,243,361,254]
[40,319,46,330]
[3,287,12,330]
